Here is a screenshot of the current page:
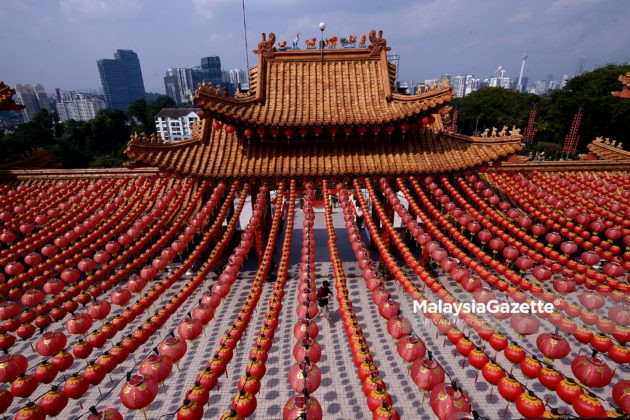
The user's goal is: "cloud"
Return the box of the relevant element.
[59,0,143,19]
[508,10,532,23]
[549,0,603,12]
[204,32,235,46]
[192,0,228,19]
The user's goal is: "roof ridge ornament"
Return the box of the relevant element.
[254,32,277,59]
[368,30,391,57]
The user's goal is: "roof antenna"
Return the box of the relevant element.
[319,22,326,63]
[241,0,250,78]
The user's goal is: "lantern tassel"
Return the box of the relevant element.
[489,386,493,401]
[141,408,148,420]
[162,382,167,394]
[176,362,180,372]
[422,391,426,405]
[97,386,102,397]
[474,373,478,384]
[503,402,509,418]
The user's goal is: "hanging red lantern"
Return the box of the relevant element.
[396,335,426,363]
[556,378,584,404]
[282,393,322,420]
[39,385,68,417]
[87,407,123,420]
[410,357,445,394]
[11,373,38,398]
[429,383,471,420]
[139,354,173,393]
[13,402,46,420]
[0,354,28,383]
[0,388,12,414]
[510,314,540,337]
[35,331,67,357]
[516,391,545,419]
[231,389,257,417]
[120,374,159,420]
[536,332,570,362]
[612,380,630,415]
[66,312,93,335]
[571,354,613,388]
[33,361,58,384]
[288,359,321,394]
[572,392,606,418]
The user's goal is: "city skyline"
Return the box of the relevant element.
[1,0,628,93]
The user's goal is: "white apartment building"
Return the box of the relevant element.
[55,89,106,122]
[155,108,200,142]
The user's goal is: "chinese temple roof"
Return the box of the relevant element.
[587,137,630,161]
[126,117,523,178]
[126,30,524,178]
[0,147,60,170]
[193,31,452,128]
[0,81,25,111]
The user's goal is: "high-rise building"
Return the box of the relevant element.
[97,49,146,112]
[164,57,244,104]
[154,108,200,142]
[164,67,199,105]
[201,56,223,86]
[14,84,51,122]
[55,89,106,122]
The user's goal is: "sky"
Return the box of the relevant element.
[1,0,628,94]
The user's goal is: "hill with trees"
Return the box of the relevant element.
[452,63,630,159]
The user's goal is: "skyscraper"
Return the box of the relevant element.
[163,56,242,104]
[55,89,106,122]
[14,84,51,122]
[97,49,146,112]
[201,56,223,86]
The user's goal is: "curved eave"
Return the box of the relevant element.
[125,128,522,179]
[587,140,630,161]
[193,90,453,128]
[498,160,630,171]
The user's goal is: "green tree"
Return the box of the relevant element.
[146,95,175,132]
[128,98,149,127]
[549,63,630,153]
[0,109,55,163]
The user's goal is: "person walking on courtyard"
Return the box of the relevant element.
[317,280,334,327]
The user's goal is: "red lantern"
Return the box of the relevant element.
[411,357,445,393]
[536,332,570,362]
[159,336,187,370]
[177,399,203,420]
[613,380,630,415]
[66,312,93,335]
[571,354,613,388]
[120,374,158,420]
[14,402,46,420]
[282,393,322,420]
[39,386,68,417]
[430,383,471,420]
[231,389,257,417]
[288,359,321,393]
[516,391,545,419]
[0,354,28,383]
[35,331,67,357]
[11,373,39,398]
[572,392,606,418]
[139,354,173,392]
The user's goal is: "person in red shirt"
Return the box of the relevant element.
[316,280,333,327]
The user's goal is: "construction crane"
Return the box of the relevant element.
[493,66,506,79]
